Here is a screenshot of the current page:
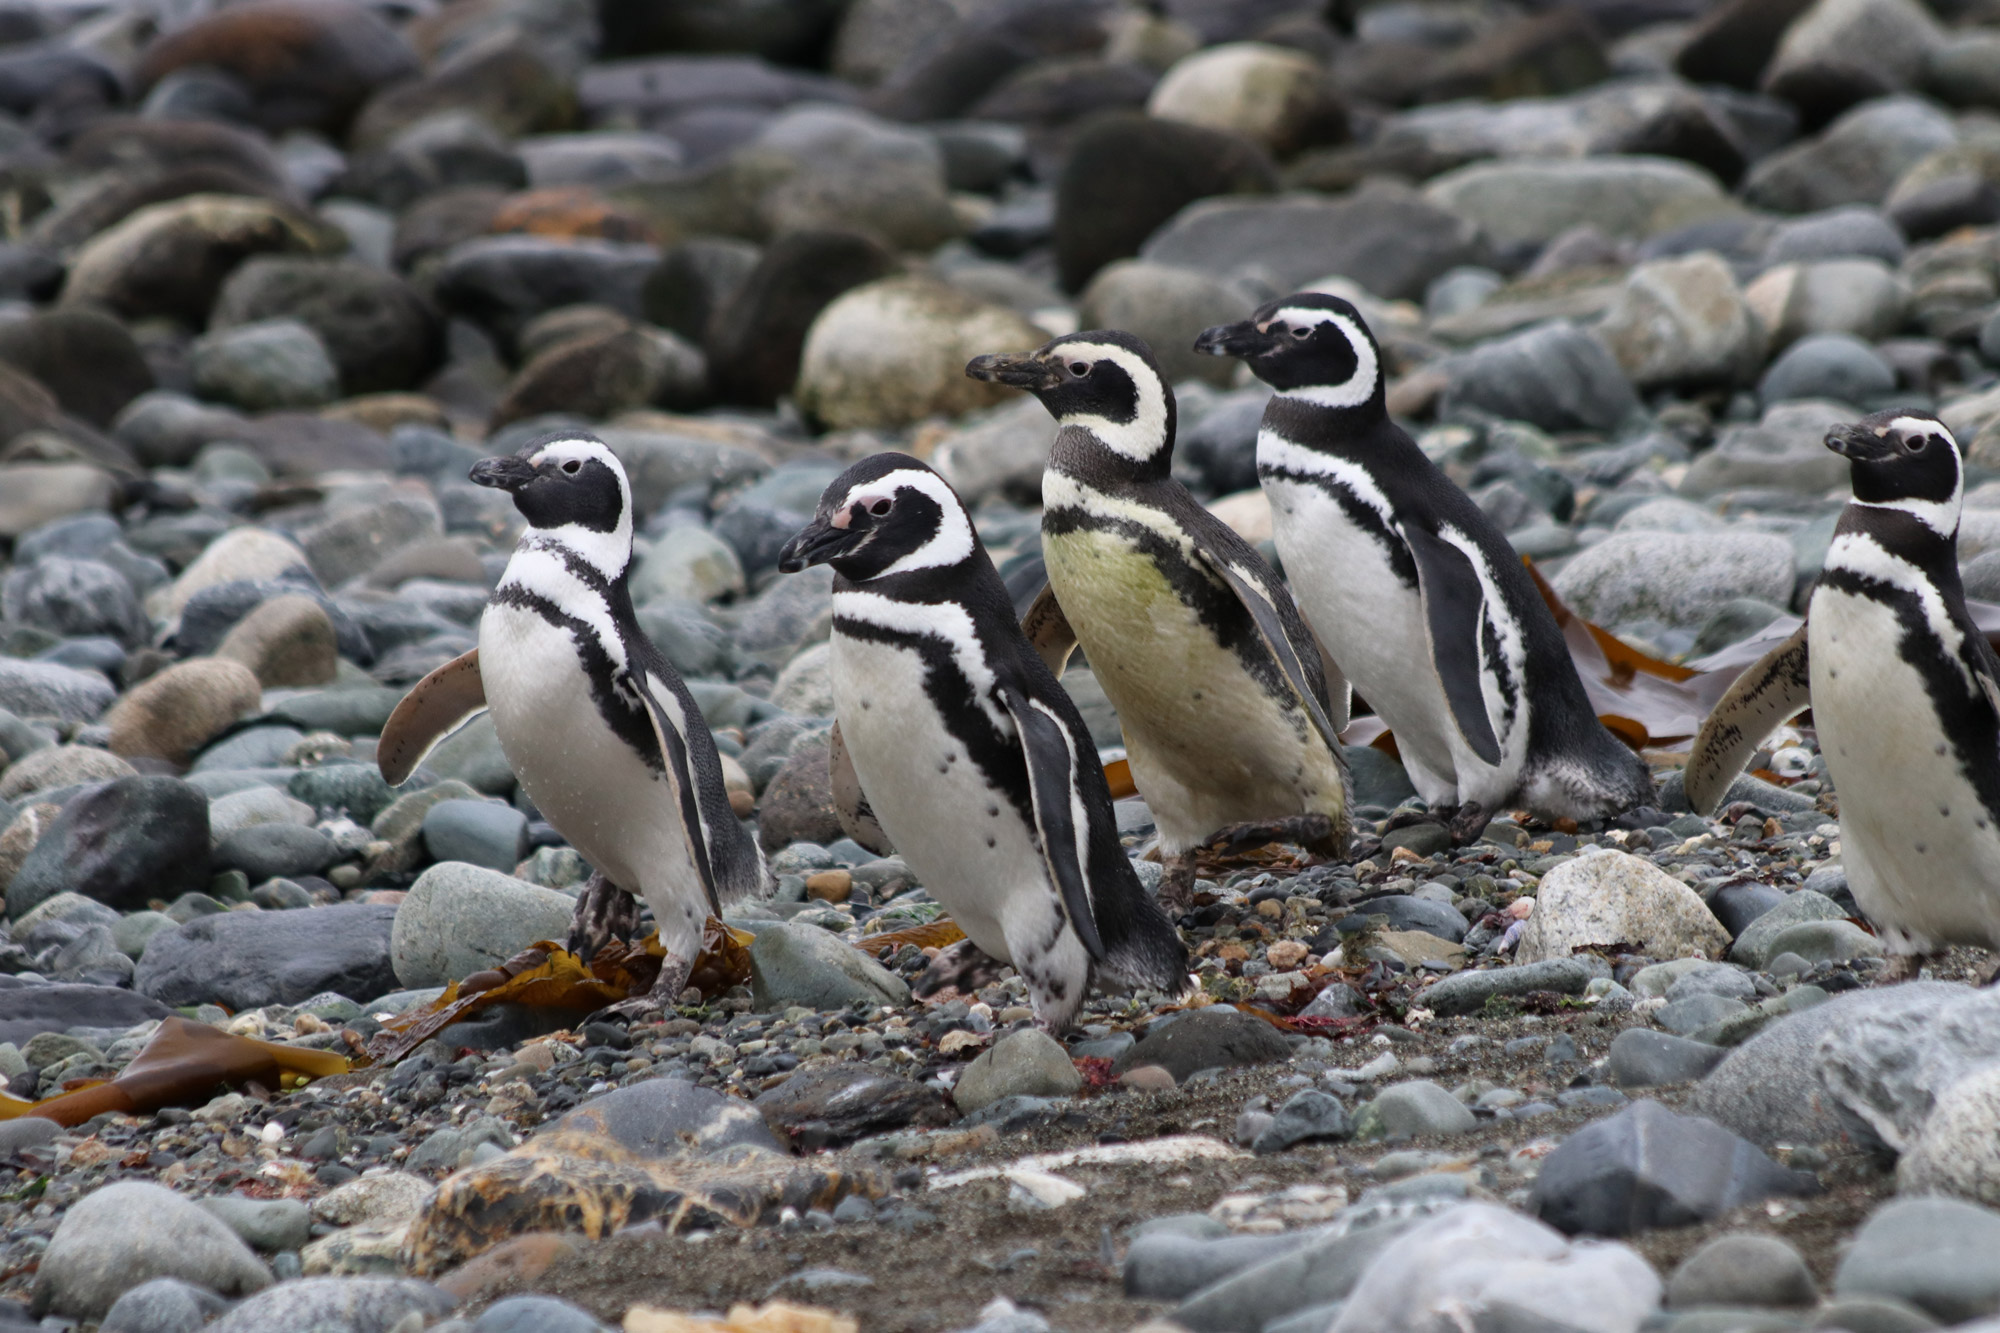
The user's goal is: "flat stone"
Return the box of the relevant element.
[135,902,398,1010]
[1528,1099,1818,1237]
[550,1079,782,1159]
[1420,957,1608,1016]
[1729,891,1849,967]
[1608,1029,1727,1088]
[1110,1007,1294,1081]
[1254,1089,1352,1153]
[202,1277,454,1333]
[1123,1230,1317,1302]
[754,1064,946,1150]
[0,981,167,1046]
[1761,919,1883,964]
[198,1196,312,1253]
[1659,992,1749,1036]
[420,798,529,872]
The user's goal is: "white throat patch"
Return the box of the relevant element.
[840,468,976,579]
[1050,342,1170,463]
[1270,309,1379,411]
[520,437,634,579]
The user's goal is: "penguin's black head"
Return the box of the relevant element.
[471,433,634,573]
[967,330,1175,474]
[777,453,978,583]
[1827,410,1962,534]
[1194,292,1385,410]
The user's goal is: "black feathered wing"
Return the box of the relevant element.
[1402,522,1505,766]
[623,665,767,910]
[997,681,1108,962]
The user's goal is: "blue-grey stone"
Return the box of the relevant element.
[421,798,528,871]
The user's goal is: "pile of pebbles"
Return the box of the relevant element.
[2,0,2000,1326]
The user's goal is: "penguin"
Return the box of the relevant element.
[966,331,1351,911]
[1688,410,2000,975]
[377,432,766,1013]
[775,454,1188,1030]
[1194,293,1654,841]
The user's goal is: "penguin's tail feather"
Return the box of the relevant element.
[1099,909,1192,997]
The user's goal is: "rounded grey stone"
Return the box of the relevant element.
[32,1181,271,1320]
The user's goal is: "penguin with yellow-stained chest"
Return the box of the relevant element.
[967,330,1351,910]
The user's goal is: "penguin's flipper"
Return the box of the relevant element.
[621,666,725,917]
[829,721,893,856]
[998,682,1108,962]
[1197,550,1343,752]
[1685,623,1811,817]
[378,648,485,786]
[1021,582,1079,678]
[1402,525,1504,766]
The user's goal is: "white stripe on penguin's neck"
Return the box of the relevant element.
[519,439,635,579]
[846,469,976,579]
[1052,343,1168,464]
[1272,311,1379,411]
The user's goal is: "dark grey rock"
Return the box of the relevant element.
[197,1196,312,1252]
[1171,1217,1422,1333]
[431,235,658,351]
[1609,1029,1728,1088]
[1834,1196,2000,1324]
[747,921,907,1012]
[548,1078,781,1158]
[6,776,210,917]
[1254,1089,1352,1153]
[2,558,147,649]
[1122,1231,1316,1302]
[289,763,399,823]
[1342,894,1470,943]
[1763,206,1907,266]
[1111,1007,1293,1081]
[1528,1099,1818,1237]
[0,658,116,725]
[1729,890,1848,967]
[753,1064,947,1150]
[214,823,337,880]
[1706,882,1787,938]
[1437,320,1639,433]
[1344,744,1417,810]
[210,255,442,395]
[1659,992,1749,1035]
[420,798,527,872]
[1657,768,1815,814]
[0,981,167,1046]
[1421,957,1609,1016]
[135,903,398,1010]
[703,230,895,408]
[1757,332,1896,407]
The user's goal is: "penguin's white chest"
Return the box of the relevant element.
[478,601,702,930]
[1260,468,1468,797]
[828,629,1052,967]
[1809,585,2000,950]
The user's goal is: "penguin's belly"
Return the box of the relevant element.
[828,630,1055,969]
[1042,526,1343,850]
[1262,474,1469,800]
[478,603,703,931]
[1809,588,2000,950]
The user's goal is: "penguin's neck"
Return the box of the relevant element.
[1048,423,1170,488]
[1832,502,1962,590]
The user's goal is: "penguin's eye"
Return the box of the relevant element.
[869,498,893,516]
[1907,436,1928,453]
[561,459,581,475]
[1068,362,1089,377]
[1290,326,1311,339]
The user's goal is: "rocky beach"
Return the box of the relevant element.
[2,0,2000,1329]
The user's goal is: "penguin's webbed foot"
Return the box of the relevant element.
[587,952,694,1025]
[566,872,642,963]
[1157,852,1199,915]
[913,938,1008,1000]
[1446,802,1489,846]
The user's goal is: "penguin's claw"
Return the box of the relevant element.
[566,872,642,963]
[1447,802,1489,846]
[913,938,1007,999]
[587,953,694,1025]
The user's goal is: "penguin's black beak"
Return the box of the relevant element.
[1193,319,1273,359]
[777,513,863,574]
[1826,424,1893,462]
[470,455,537,492]
[966,351,1061,392]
